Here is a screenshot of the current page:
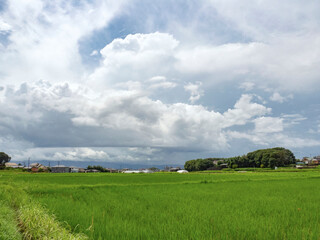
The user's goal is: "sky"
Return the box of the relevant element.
[0,0,320,166]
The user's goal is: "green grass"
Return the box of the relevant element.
[0,183,88,239]
[0,201,22,240]
[0,171,320,239]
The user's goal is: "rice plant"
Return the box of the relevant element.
[0,171,319,239]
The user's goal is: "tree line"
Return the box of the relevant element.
[184,147,296,171]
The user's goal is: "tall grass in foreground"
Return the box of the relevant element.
[21,172,320,240]
[0,184,88,240]
[18,203,88,240]
[0,201,22,240]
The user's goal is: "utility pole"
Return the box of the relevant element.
[28,157,30,168]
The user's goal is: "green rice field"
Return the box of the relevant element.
[0,170,320,239]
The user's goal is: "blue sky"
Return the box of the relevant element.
[0,0,319,165]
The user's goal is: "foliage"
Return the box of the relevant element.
[185,147,296,171]
[87,165,107,172]
[148,167,160,171]
[231,164,238,169]
[0,152,11,168]
[244,147,296,168]
[184,159,214,171]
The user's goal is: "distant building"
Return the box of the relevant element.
[51,165,70,173]
[177,170,188,173]
[29,163,48,172]
[86,169,100,173]
[5,162,19,168]
[123,170,141,173]
[220,163,228,168]
[141,169,154,173]
[70,166,79,173]
[169,167,181,172]
[302,157,312,165]
[302,157,320,165]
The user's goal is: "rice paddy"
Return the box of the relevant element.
[0,170,319,239]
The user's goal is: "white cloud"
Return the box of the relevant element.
[176,42,263,76]
[0,1,319,163]
[0,81,278,152]
[176,37,320,91]
[239,82,255,91]
[147,76,177,89]
[223,94,271,127]
[281,114,307,127]
[254,117,283,133]
[227,131,320,148]
[148,76,167,82]
[270,92,293,103]
[90,32,179,90]
[207,0,320,41]
[52,148,109,161]
[184,82,203,103]
[270,92,285,103]
[90,50,99,56]
[0,18,11,32]
[0,0,126,85]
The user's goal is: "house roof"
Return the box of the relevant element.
[5,162,18,166]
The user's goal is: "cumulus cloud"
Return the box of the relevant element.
[0,18,11,32]
[207,0,320,41]
[254,117,283,133]
[0,1,319,163]
[223,94,271,127]
[90,50,99,56]
[281,114,307,127]
[53,148,109,161]
[270,92,293,103]
[228,131,320,148]
[184,82,203,103]
[0,0,126,85]
[239,82,255,91]
[0,81,277,154]
[89,32,179,89]
[147,76,177,89]
[176,38,320,91]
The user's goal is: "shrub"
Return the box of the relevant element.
[232,164,238,169]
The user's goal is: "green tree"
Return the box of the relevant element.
[184,160,197,171]
[87,165,106,172]
[148,167,160,172]
[196,159,214,171]
[0,152,11,168]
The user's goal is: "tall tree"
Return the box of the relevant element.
[0,152,11,167]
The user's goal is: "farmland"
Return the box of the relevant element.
[0,170,320,239]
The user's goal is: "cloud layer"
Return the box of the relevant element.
[0,0,319,163]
